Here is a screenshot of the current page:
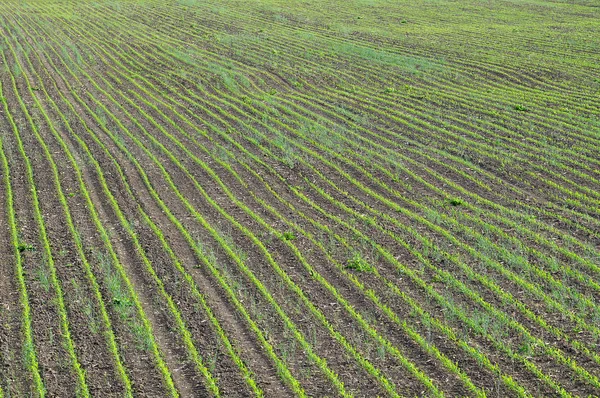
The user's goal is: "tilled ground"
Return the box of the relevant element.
[0,0,599,397]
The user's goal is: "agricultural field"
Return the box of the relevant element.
[0,0,599,396]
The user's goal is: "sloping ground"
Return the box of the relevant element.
[0,0,599,396]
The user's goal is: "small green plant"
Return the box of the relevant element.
[345,252,373,272]
[112,297,133,308]
[514,104,528,112]
[12,63,21,77]
[517,340,536,357]
[17,243,35,252]
[448,198,463,206]
[35,266,50,292]
[282,231,296,241]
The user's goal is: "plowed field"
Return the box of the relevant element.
[1,0,599,396]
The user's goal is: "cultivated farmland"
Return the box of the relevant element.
[0,0,599,396]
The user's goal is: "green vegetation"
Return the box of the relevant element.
[0,0,598,396]
[345,252,373,273]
